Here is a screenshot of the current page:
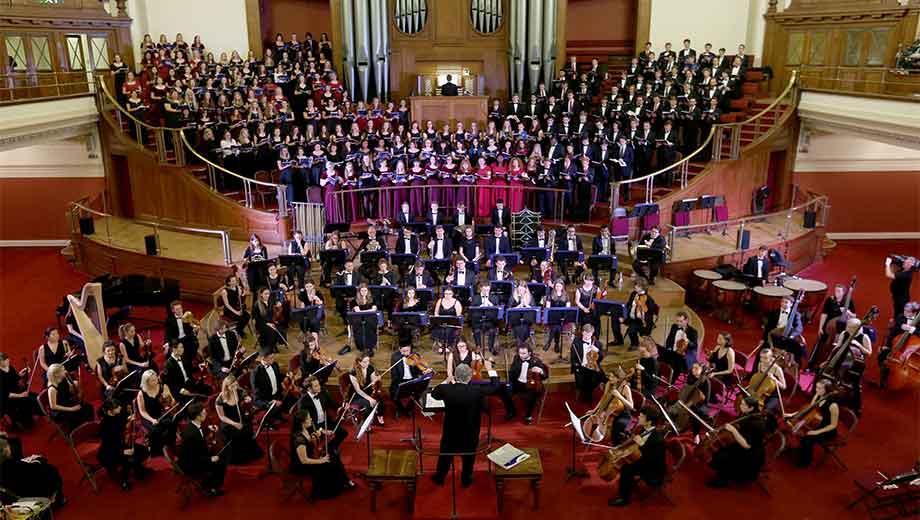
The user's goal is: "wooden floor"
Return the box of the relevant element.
[667,212,808,262]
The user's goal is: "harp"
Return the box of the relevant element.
[66,282,107,371]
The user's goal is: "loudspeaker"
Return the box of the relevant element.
[79,217,95,235]
[144,235,158,256]
[738,229,751,250]
[803,210,817,229]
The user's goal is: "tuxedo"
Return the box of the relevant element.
[484,235,512,257]
[207,332,240,372]
[450,269,475,287]
[663,324,700,373]
[743,255,771,284]
[451,211,473,228]
[251,361,284,408]
[359,235,387,254]
[491,207,511,228]
[407,271,435,289]
[559,235,584,252]
[428,236,454,260]
[395,235,421,255]
[334,270,363,287]
[397,210,414,227]
[178,422,226,490]
[425,209,445,227]
[508,355,549,418]
[165,313,197,364]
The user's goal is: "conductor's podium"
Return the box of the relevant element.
[409,95,489,128]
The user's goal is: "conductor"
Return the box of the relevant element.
[440,74,459,97]
[429,364,496,487]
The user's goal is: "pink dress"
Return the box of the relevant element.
[508,167,526,212]
[409,167,427,215]
[457,168,475,209]
[491,165,509,207]
[440,164,457,208]
[476,167,493,218]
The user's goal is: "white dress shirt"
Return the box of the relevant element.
[518,361,530,383]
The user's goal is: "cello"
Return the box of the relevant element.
[783,389,842,449]
[824,277,857,337]
[814,306,879,387]
[884,311,920,391]
[597,424,655,482]
[735,354,781,413]
[767,290,806,352]
[583,368,636,443]
[667,366,714,431]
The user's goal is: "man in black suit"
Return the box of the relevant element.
[762,296,805,360]
[250,349,287,422]
[440,74,459,97]
[631,227,666,284]
[508,345,549,424]
[743,247,771,285]
[662,311,699,376]
[162,341,211,401]
[207,321,240,378]
[427,225,453,261]
[678,38,696,66]
[505,94,526,123]
[571,324,605,402]
[389,345,431,417]
[396,201,413,227]
[430,364,500,487]
[608,407,667,507]
[299,375,347,452]
[490,201,512,229]
[451,202,474,229]
[334,259,363,329]
[425,202,445,228]
[591,227,618,282]
[358,224,388,256]
[165,300,198,365]
[407,262,435,289]
[471,284,500,355]
[618,284,658,348]
[656,120,680,172]
[446,257,476,288]
[178,402,227,496]
[395,226,421,255]
[484,226,512,266]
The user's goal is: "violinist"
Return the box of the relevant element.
[219,271,250,337]
[471,283,500,355]
[47,363,93,433]
[207,321,240,378]
[509,344,549,424]
[165,301,198,364]
[95,341,128,398]
[253,287,283,352]
[301,376,348,451]
[98,398,150,490]
[706,396,766,488]
[637,338,660,398]
[389,344,432,418]
[299,335,335,385]
[0,353,40,430]
[119,322,157,374]
[298,278,326,338]
[178,401,227,497]
[707,332,736,385]
[543,279,570,354]
[446,339,484,382]
[571,324,604,402]
[791,379,840,468]
[215,375,263,464]
[251,349,288,424]
[663,311,699,375]
[619,281,658,348]
[265,262,292,306]
[162,340,212,402]
[347,354,385,426]
[38,327,75,379]
[136,370,178,455]
[608,407,666,507]
[290,410,355,500]
[879,301,920,388]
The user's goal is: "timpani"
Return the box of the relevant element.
[712,280,747,324]
[753,285,793,315]
[783,278,828,323]
[691,269,723,307]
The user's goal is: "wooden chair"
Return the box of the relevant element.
[68,421,104,493]
[268,441,311,502]
[163,445,209,508]
[817,407,859,470]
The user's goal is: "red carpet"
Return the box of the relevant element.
[1,243,918,519]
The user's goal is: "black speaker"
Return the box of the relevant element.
[738,229,751,250]
[144,235,158,256]
[803,210,817,229]
[79,217,95,235]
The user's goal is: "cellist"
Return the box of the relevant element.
[508,344,549,424]
[607,406,667,507]
[706,396,766,488]
[746,347,787,417]
[878,301,919,389]
[791,379,840,467]
[571,323,604,403]
[827,318,872,415]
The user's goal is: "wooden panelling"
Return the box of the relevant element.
[409,96,489,128]
[72,235,230,302]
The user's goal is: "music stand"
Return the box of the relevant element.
[506,307,539,340]
[395,372,434,448]
[636,247,664,265]
[392,312,427,333]
[490,253,520,267]
[424,259,452,285]
[563,402,589,480]
[408,223,430,236]
[554,250,581,282]
[526,282,547,304]
[520,247,548,265]
[415,288,435,309]
[451,285,472,306]
[368,285,397,314]
[430,315,463,350]
[356,403,378,463]
[390,253,418,280]
[279,254,308,271]
[475,224,495,237]
[586,255,616,282]
[360,250,387,272]
[594,300,625,351]
[347,311,379,353]
[469,306,501,350]
[489,280,514,306]
[247,259,273,285]
[254,401,279,478]
[320,249,347,282]
[330,285,357,310]
[546,307,579,361]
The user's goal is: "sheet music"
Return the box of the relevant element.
[424,393,445,409]
[487,369,499,378]
[487,443,530,469]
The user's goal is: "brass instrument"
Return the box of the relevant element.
[181,311,201,329]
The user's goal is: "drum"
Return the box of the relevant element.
[753,285,793,315]
[783,278,828,323]
[712,280,747,323]
[691,269,722,307]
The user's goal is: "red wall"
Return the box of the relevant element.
[260,0,332,47]
[794,171,920,233]
[0,178,105,241]
[567,0,636,43]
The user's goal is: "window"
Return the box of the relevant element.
[66,35,85,70]
[90,37,110,70]
[843,30,863,66]
[808,31,828,65]
[31,36,53,71]
[867,28,889,66]
[786,32,804,65]
[4,36,27,71]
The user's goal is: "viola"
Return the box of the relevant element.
[885,312,920,391]
[674,328,690,355]
[281,367,304,399]
[586,350,600,372]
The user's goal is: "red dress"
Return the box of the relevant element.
[491,164,509,207]
[508,166,526,212]
[475,166,493,218]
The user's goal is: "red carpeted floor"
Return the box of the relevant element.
[1,242,918,519]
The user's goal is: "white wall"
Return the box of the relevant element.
[648,0,752,57]
[126,0,250,63]
[0,136,104,178]
[795,132,920,173]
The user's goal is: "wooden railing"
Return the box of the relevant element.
[0,71,94,104]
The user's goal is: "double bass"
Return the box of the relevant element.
[824,277,857,337]
[767,290,806,351]
[884,311,920,391]
[814,306,879,386]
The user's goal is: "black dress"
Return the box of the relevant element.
[433,300,460,345]
[217,392,263,464]
[140,389,176,456]
[0,366,38,428]
[222,286,251,334]
[49,380,93,432]
[290,431,350,499]
[122,336,158,373]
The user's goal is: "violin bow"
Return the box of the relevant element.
[650,394,679,436]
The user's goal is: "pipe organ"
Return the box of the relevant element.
[508,0,557,95]
[340,0,392,101]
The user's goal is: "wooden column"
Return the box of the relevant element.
[635,0,651,53]
[556,0,567,62]
[245,0,263,58]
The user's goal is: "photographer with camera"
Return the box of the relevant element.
[886,255,917,319]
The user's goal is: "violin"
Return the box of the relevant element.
[311,346,335,367]
[586,350,600,372]
[597,425,655,482]
[108,362,129,387]
[674,328,689,355]
[405,353,432,374]
[281,367,304,399]
[884,312,920,391]
[635,293,649,319]
[228,346,247,373]
[309,427,329,459]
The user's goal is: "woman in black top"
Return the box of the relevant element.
[38,327,69,376]
[707,397,766,487]
[298,279,325,336]
[352,284,379,354]
[119,322,157,374]
[136,370,178,456]
[215,375,263,464]
[46,363,93,432]
[432,287,462,352]
[543,280,570,353]
[98,398,150,490]
[793,379,840,467]
[707,331,736,386]
[243,233,269,291]
[290,411,353,499]
[0,436,65,506]
[0,353,39,430]
[220,274,250,336]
